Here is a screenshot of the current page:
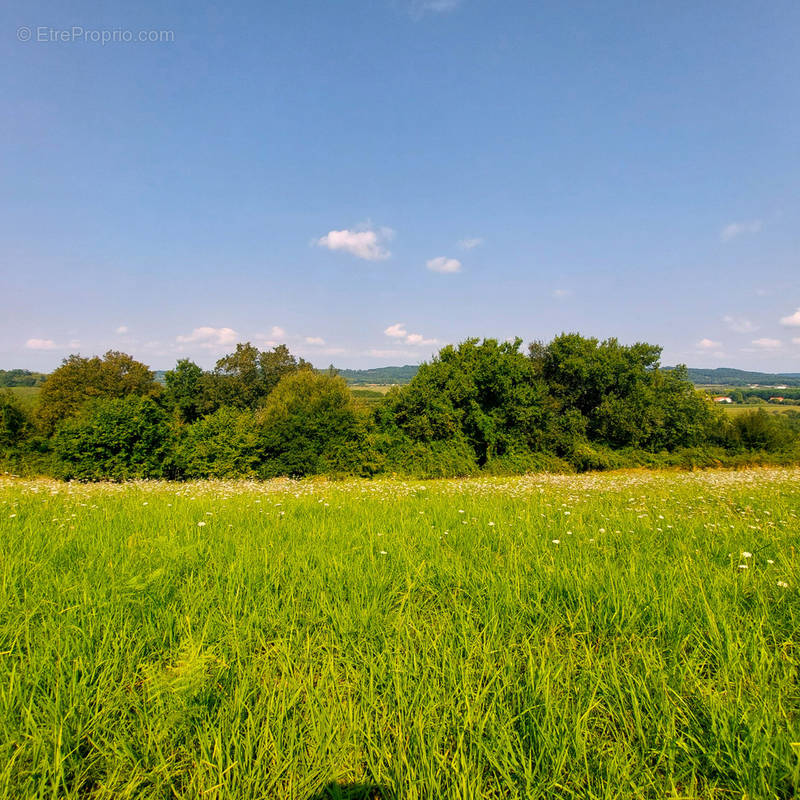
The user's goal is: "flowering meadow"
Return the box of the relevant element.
[1,468,799,799]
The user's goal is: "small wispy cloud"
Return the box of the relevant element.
[426,256,462,274]
[384,323,437,346]
[457,237,484,250]
[367,348,418,359]
[720,219,762,242]
[553,289,572,299]
[751,337,782,350]
[25,338,56,350]
[407,0,463,16]
[316,226,393,261]
[304,336,326,346]
[115,325,129,335]
[779,308,800,327]
[722,315,757,333]
[176,326,238,348]
[696,338,722,350]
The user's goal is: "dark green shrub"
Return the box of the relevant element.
[177,407,260,478]
[52,396,174,481]
[256,371,370,477]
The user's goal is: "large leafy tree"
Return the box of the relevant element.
[256,371,368,476]
[37,351,159,433]
[203,343,312,412]
[531,334,717,450]
[164,359,205,423]
[383,338,551,465]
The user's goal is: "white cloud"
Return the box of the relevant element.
[405,333,437,345]
[779,308,800,327]
[696,338,722,350]
[176,326,238,348]
[383,323,437,346]
[116,325,129,335]
[751,337,782,350]
[458,237,484,250]
[720,219,762,242]
[269,326,286,340]
[25,338,56,350]
[384,323,409,339]
[722,315,757,333]
[304,336,326,346]
[316,226,393,261]
[426,256,462,274]
[553,289,572,299]
[68,339,80,349]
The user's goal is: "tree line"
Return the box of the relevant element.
[1,334,799,480]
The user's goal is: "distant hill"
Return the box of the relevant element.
[0,369,47,387]
[335,365,419,385]
[678,367,800,387]
[337,364,800,388]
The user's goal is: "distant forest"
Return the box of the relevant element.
[9,364,800,390]
[2,334,799,481]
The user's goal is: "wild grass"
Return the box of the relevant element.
[3,385,41,410]
[1,469,799,799]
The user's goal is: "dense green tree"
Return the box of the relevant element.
[203,343,312,411]
[256,371,369,476]
[724,409,796,452]
[51,396,174,480]
[383,338,551,466]
[0,391,29,451]
[530,334,716,452]
[164,359,205,423]
[37,351,159,433]
[177,407,260,478]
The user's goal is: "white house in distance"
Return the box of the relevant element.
[713,396,733,404]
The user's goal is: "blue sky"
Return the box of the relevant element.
[2,0,799,371]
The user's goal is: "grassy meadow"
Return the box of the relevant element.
[3,385,41,411]
[1,469,799,799]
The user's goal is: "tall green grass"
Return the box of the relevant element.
[1,469,798,799]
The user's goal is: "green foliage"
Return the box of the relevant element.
[0,391,29,451]
[256,371,369,477]
[51,396,174,481]
[176,407,260,478]
[164,359,205,423]
[385,338,551,465]
[374,432,479,478]
[37,351,159,434]
[532,336,718,453]
[204,343,311,412]
[5,334,799,480]
[723,409,797,452]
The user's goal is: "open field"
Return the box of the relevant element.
[722,403,800,416]
[1,469,799,799]
[3,385,41,410]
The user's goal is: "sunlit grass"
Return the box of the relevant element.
[1,468,799,799]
